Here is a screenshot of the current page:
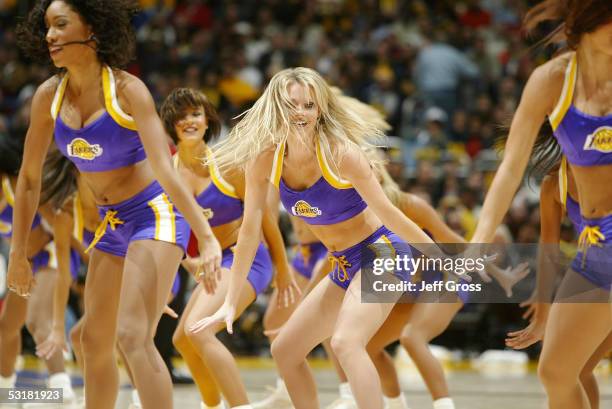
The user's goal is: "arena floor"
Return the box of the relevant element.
[8,355,612,408]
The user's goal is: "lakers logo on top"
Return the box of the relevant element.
[67,138,103,160]
[202,208,214,220]
[584,126,612,153]
[291,200,322,218]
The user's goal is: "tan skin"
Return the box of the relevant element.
[472,22,612,409]
[320,192,463,402]
[35,177,97,364]
[261,214,326,345]
[506,169,612,409]
[0,175,67,380]
[169,104,297,407]
[330,192,528,402]
[194,81,440,409]
[7,2,220,408]
[37,180,176,405]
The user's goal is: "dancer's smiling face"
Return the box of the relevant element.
[45,1,93,67]
[175,106,208,145]
[287,82,319,137]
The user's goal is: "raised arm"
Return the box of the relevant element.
[122,75,221,274]
[471,63,561,243]
[8,79,56,297]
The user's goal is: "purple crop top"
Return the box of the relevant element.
[549,53,612,167]
[174,151,243,227]
[271,137,367,226]
[51,66,146,172]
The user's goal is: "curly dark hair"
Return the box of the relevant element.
[16,0,139,68]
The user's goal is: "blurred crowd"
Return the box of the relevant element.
[0,0,576,358]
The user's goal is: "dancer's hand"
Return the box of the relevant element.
[444,246,497,283]
[7,253,34,298]
[273,266,301,308]
[506,303,550,349]
[505,317,545,350]
[460,242,499,282]
[201,268,221,295]
[520,293,538,321]
[195,234,222,285]
[189,301,236,334]
[36,328,68,360]
[498,262,531,298]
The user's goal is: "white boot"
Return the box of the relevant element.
[201,400,226,409]
[127,388,142,409]
[0,373,18,407]
[325,383,357,409]
[23,372,75,408]
[251,377,293,409]
[71,389,85,409]
[0,373,16,388]
[384,392,411,409]
[433,397,455,409]
[49,372,75,403]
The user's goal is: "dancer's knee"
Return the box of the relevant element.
[116,322,149,355]
[538,355,577,389]
[81,322,114,360]
[184,321,216,353]
[271,333,303,368]
[399,325,424,354]
[330,332,363,363]
[172,325,189,352]
[579,367,596,388]
[69,325,82,350]
[25,316,51,344]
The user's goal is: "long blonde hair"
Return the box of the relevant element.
[331,87,391,132]
[372,159,403,208]
[212,67,385,171]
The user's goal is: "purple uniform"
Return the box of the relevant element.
[271,137,413,289]
[176,150,272,295]
[1,175,42,238]
[291,242,328,280]
[51,66,189,256]
[0,175,70,275]
[550,54,612,290]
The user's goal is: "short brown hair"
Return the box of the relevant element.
[160,88,221,144]
[524,0,612,49]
